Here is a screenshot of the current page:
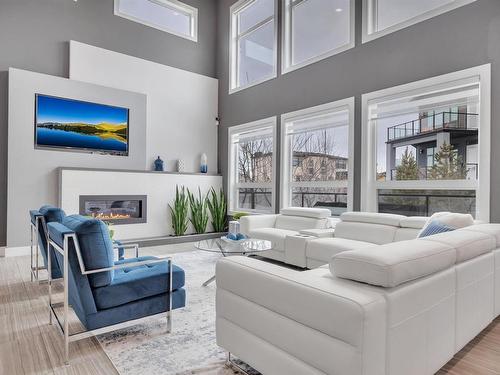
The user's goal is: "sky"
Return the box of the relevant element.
[36,95,128,125]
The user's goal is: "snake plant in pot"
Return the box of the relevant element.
[169,185,189,236]
[188,187,209,234]
[207,187,227,233]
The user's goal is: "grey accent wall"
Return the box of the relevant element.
[8,68,147,247]
[0,0,217,246]
[216,0,500,220]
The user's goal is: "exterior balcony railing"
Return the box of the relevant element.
[390,163,478,181]
[386,111,478,142]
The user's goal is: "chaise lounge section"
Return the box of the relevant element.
[240,207,335,263]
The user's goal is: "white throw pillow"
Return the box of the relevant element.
[418,212,473,237]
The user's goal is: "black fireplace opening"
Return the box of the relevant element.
[79,195,147,225]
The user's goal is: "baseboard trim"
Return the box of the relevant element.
[4,246,30,257]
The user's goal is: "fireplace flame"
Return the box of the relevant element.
[92,212,132,220]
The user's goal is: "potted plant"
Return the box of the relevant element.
[188,187,209,234]
[207,187,227,233]
[169,185,189,236]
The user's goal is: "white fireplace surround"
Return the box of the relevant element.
[59,168,223,241]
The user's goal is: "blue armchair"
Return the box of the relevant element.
[47,215,186,364]
[29,205,66,281]
[30,205,127,282]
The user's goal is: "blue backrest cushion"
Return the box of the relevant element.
[47,222,97,325]
[62,215,115,288]
[418,220,456,238]
[39,205,66,223]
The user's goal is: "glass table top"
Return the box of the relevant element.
[195,238,273,255]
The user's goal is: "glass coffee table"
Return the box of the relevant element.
[195,238,273,286]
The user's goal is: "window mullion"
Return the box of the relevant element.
[237,16,274,39]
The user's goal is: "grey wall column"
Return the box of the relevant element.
[216,0,500,219]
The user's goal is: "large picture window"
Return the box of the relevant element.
[282,0,354,73]
[281,98,354,216]
[228,117,277,213]
[114,0,198,41]
[230,0,277,93]
[363,0,477,42]
[361,65,491,220]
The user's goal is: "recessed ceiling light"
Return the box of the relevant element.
[335,8,343,12]
[173,12,180,16]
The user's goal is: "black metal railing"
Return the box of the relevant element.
[238,190,348,213]
[387,111,478,142]
[378,191,476,217]
[390,163,478,181]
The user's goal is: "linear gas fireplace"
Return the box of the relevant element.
[79,195,147,225]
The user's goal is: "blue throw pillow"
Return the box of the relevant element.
[418,220,455,238]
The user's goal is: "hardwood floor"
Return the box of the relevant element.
[0,254,499,375]
[0,255,117,375]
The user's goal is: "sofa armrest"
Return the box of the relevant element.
[240,214,278,235]
[299,228,335,238]
[216,256,386,350]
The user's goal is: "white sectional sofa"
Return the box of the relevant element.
[216,213,500,375]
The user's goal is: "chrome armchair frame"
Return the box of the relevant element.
[29,215,49,283]
[47,231,173,364]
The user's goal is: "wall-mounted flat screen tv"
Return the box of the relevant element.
[35,94,129,156]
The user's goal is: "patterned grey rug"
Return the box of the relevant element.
[97,250,260,375]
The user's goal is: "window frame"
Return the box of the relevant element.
[280,97,355,212]
[360,64,491,221]
[362,0,477,43]
[228,116,278,214]
[282,0,355,74]
[114,0,198,42]
[229,0,278,94]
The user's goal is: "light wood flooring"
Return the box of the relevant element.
[1,253,499,375]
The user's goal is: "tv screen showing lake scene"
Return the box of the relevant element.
[35,94,129,155]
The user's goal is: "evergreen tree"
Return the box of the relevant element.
[396,147,419,180]
[428,143,467,180]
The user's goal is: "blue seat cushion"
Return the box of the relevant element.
[86,288,186,330]
[92,256,185,310]
[62,215,115,288]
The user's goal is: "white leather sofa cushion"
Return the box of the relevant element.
[306,237,374,264]
[281,207,331,219]
[420,230,496,263]
[331,240,456,287]
[418,212,474,236]
[340,212,405,227]
[399,216,427,229]
[240,214,278,236]
[459,224,500,247]
[393,227,420,242]
[275,215,328,231]
[438,213,474,228]
[248,228,298,252]
[334,221,397,245]
[299,228,335,238]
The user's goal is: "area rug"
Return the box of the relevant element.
[97,250,260,375]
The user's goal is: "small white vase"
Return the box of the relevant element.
[200,153,208,173]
